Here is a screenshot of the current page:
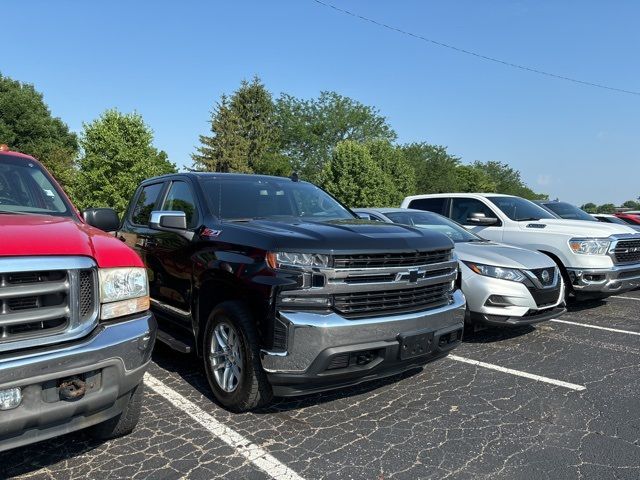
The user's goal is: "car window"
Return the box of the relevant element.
[407,197,447,215]
[162,181,198,228]
[384,210,480,243]
[451,198,499,225]
[543,202,595,221]
[200,178,354,221]
[487,196,556,222]
[0,156,71,216]
[132,183,163,225]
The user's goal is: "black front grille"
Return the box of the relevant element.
[79,270,95,320]
[333,250,451,269]
[613,239,640,264]
[334,283,451,318]
[530,267,557,287]
[528,287,561,307]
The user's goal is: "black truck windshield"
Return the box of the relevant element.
[488,196,556,222]
[384,210,481,243]
[0,155,71,216]
[200,177,355,222]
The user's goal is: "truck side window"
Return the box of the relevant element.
[162,181,198,228]
[451,198,497,225]
[408,198,447,215]
[132,183,163,225]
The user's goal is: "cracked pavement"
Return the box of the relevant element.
[2,291,639,479]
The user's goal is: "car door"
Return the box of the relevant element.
[449,197,504,241]
[147,179,201,328]
[120,181,167,301]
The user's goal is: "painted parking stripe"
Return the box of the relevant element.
[447,355,586,391]
[551,318,640,336]
[611,295,640,302]
[145,374,305,480]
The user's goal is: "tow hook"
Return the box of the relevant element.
[59,377,87,401]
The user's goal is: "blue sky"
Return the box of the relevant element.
[2,0,638,205]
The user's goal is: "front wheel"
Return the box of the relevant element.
[203,301,273,412]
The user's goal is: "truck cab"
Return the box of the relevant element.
[0,146,155,452]
[120,173,466,411]
[402,193,640,299]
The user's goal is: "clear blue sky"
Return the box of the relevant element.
[2,0,638,205]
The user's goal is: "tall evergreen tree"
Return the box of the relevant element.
[192,77,286,175]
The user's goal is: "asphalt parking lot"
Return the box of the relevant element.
[2,290,639,480]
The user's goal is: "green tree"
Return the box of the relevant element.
[401,143,461,194]
[473,160,546,200]
[192,77,287,175]
[622,200,640,210]
[276,91,396,182]
[320,140,394,208]
[581,202,598,213]
[365,140,416,205]
[596,203,616,214]
[72,109,176,214]
[0,73,78,187]
[456,164,498,192]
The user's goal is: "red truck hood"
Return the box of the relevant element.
[0,214,143,268]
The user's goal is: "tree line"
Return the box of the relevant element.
[1,73,547,214]
[580,200,640,214]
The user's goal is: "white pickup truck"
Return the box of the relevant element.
[401,193,640,300]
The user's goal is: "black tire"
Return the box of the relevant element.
[203,301,273,412]
[89,382,144,440]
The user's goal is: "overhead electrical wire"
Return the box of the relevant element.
[312,0,640,97]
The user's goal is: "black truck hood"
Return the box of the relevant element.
[211,219,454,254]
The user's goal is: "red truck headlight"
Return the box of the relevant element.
[98,267,150,320]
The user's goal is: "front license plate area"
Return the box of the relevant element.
[398,330,434,360]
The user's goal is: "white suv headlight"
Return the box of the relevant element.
[98,267,150,320]
[568,238,611,255]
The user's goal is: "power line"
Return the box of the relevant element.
[311,0,640,97]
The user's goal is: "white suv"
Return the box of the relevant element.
[401,193,640,300]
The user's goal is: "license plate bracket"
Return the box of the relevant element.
[398,330,434,360]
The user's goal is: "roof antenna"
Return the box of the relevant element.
[290,171,299,182]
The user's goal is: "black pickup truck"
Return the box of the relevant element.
[119,173,466,411]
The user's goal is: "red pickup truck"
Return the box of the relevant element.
[0,145,156,451]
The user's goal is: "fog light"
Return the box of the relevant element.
[485,295,513,307]
[0,387,22,411]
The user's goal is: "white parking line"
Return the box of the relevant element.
[447,355,586,391]
[611,295,640,302]
[145,374,305,480]
[551,318,640,336]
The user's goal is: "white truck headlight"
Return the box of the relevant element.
[266,252,330,269]
[464,261,526,283]
[568,238,611,255]
[98,268,150,320]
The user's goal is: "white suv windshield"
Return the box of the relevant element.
[0,156,71,216]
[488,196,556,222]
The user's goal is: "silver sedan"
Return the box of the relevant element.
[354,208,567,328]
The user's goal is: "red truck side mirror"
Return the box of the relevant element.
[83,208,120,232]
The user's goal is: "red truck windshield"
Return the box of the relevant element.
[0,155,71,216]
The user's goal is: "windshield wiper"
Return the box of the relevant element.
[0,209,33,215]
[516,217,541,222]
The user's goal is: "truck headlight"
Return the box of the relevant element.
[266,252,330,269]
[98,267,150,320]
[568,238,611,255]
[464,261,526,283]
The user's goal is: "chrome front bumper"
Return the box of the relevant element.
[568,264,640,293]
[0,312,156,452]
[261,290,466,374]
